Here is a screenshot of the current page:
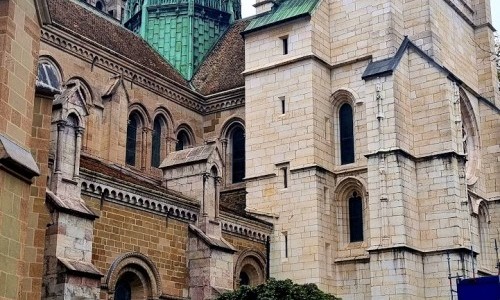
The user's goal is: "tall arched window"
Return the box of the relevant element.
[176,130,191,151]
[126,112,142,166]
[339,103,354,165]
[348,191,363,242]
[231,126,245,183]
[151,116,166,168]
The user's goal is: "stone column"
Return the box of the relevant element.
[220,138,228,186]
[73,127,84,179]
[166,136,177,155]
[141,127,149,170]
[55,121,66,174]
[215,176,221,220]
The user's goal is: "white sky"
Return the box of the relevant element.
[241,1,500,29]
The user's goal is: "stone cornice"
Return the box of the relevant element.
[79,171,272,242]
[41,25,246,115]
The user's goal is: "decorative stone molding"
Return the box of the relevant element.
[105,252,162,299]
[41,27,246,115]
[79,175,272,242]
[233,249,266,288]
[80,179,199,223]
[219,217,270,243]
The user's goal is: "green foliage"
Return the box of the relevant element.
[216,278,340,300]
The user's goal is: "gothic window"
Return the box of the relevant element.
[126,112,142,166]
[339,103,355,165]
[459,91,480,185]
[231,126,245,183]
[151,116,166,168]
[175,130,191,151]
[348,191,363,242]
[37,58,62,90]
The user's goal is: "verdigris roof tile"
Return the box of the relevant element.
[244,0,320,34]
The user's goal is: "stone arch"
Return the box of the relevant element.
[128,103,151,125]
[334,177,368,245]
[458,88,481,186]
[233,250,266,288]
[152,107,174,135]
[330,88,358,106]
[219,117,245,140]
[106,252,162,299]
[65,76,95,107]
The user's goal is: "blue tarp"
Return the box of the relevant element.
[458,276,500,300]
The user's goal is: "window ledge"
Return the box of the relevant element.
[0,134,40,183]
[334,255,370,264]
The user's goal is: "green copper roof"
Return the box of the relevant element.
[244,0,320,34]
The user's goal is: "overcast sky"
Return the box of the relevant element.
[241,1,500,30]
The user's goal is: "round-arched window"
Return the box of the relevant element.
[37,58,62,90]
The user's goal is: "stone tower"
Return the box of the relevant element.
[123,0,241,79]
[243,0,500,299]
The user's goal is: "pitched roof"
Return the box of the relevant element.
[160,144,218,169]
[243,0,320,34]
[46,0,188,86]
[191,19,251,95]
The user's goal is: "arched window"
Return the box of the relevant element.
[348,191,363,242]
[339,103,354,165]
[233,251,266,289]
[106,253,162,300]
[231,126,245,183]
[176,130,191,151]
[126,112,142,166]
[37,58,62,90]
[96,1,103,10]
[151,116,166,168]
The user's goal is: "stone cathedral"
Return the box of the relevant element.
[0,0,499,299]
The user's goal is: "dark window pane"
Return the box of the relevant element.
[96,1,103,10]
[239,272,250,286]
[151,118,162,167]
[339,103,354,164]
[231,127,245,183]
[114,280,131,300]
[176,131,190,151]
[126,116,138,166]
[349,192,363,242]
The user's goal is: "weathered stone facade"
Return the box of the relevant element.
[0,0,498,299]
[244,0,500,299]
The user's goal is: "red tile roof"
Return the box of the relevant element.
[46,0,188,86]
[191,19,250,95]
